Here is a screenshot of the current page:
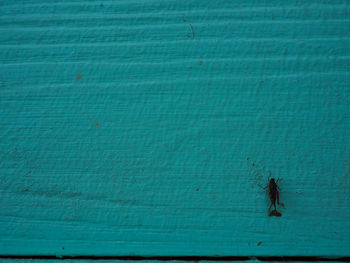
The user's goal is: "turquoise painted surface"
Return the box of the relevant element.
[0,0,350,257]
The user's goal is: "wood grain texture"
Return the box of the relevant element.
[0,0,350,257]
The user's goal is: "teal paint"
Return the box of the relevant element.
[0,0,350,257]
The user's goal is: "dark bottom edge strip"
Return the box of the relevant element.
[0,256,350,261]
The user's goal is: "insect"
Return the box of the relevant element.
[261,173,284,216]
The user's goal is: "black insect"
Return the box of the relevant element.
[261,173,284,216]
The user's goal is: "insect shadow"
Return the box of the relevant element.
[258,172,285,217]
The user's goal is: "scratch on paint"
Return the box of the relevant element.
[182,16,195,39]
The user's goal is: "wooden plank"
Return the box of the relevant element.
[0,0,350,257]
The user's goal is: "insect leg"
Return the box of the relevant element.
[257,183,265,189]
[269,203,273,211]
[276,178,282,190]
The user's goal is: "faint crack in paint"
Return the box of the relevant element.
[182,16,194,39]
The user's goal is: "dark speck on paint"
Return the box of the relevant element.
[76,74,82,81]
[257,241,262,246]
[96,123,100,128]
[196,188,199,191]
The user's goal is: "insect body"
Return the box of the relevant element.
[265,178,280,210]
[263,175,284,216]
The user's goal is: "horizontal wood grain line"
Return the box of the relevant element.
[1,38,348,47]
[0,255,350,262]
[2,16,349,22]
[0,38,344,47]
[1,56,349,65]
[1,21,349,31]
[4,2,347,8]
